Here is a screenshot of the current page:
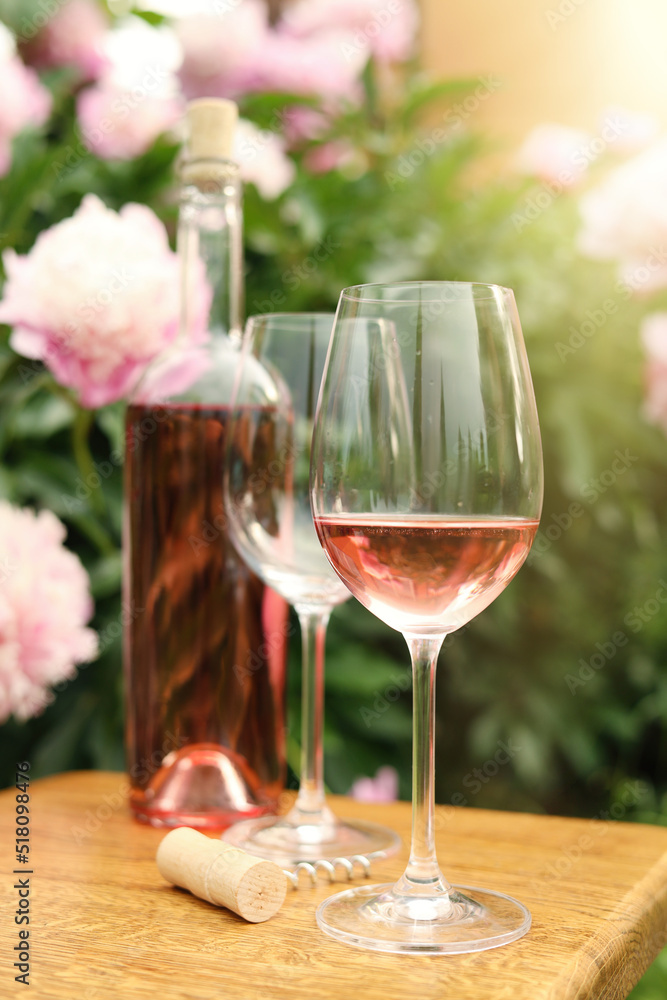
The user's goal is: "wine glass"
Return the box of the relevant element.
[221,312,401,866]
[310,282,543,953]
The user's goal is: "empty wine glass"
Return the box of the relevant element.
[311,282,543,953]
[222,312,401,866]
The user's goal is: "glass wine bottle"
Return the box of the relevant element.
[123,99,289,829]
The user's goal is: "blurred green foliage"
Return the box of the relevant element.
[1,20,666,836]
[0,14,664,996]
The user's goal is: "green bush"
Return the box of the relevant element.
[1,4,666,824]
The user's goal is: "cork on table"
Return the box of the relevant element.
[1,771,666,1000]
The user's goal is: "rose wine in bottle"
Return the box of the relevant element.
[123,99,288,829]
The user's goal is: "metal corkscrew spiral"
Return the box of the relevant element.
[282,854,372,889]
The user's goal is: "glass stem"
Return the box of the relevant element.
[290,608,332,825]
[400,635,449,891]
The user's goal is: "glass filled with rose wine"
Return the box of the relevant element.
[311,281,543,954]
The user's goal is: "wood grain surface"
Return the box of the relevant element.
[1,771,666,1000]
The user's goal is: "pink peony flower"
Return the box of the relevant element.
[234,118,295,199]
[350,765,399,803]
[282,0,420,63]
[19,0,109,81]
[0,26,51,177]
[516,123,592,188]
[0,501,98,722]
[282,106,330,147]
[77,80,183,160]
[253,30,366,102]
[578,138,667,293]
[177,5,366,104]
[177,2,270,100]
[303,140,355,175]
[641,313,667,433]
[0,194,210,408]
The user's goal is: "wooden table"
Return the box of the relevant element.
[1,771,666,999]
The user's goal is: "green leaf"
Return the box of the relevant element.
[12,393,74,439]
[400,78,479,126]
[88,553,122,599]
[95,401,126,459]
[133,10,166,26]
[30,694,95,777]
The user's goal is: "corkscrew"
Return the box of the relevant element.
[282,854,372,889]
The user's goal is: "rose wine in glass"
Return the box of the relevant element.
[311,281,543,953]
[314,516,539,633]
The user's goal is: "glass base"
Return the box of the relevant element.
[316,883,531,954]
[221,813,401,867]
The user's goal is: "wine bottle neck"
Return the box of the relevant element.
[178,159,243,344]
